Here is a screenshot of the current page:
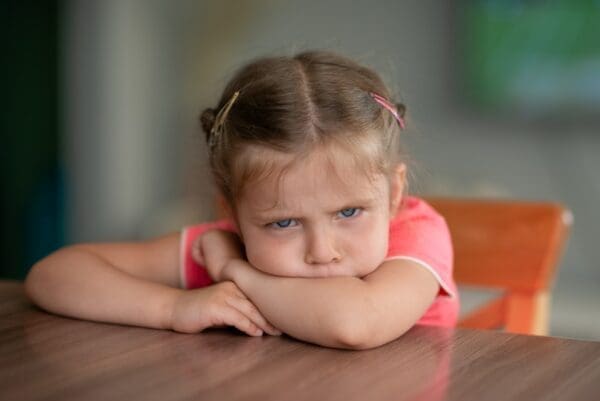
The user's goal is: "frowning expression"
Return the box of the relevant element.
[234,146,404,278]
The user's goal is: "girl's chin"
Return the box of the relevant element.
[252,260,382,278]
[276,267,365,279]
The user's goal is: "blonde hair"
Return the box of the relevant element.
[199,50,406,206]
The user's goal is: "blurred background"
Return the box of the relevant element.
[2,0,599,340]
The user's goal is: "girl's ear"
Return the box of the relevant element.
[389,163,407,217]
[217,193,239,221]
[217,193,244,239]
[216,193,231,219]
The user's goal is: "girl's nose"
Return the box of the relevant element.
[304,227,342,265]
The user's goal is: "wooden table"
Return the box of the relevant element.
[1,280,599,401]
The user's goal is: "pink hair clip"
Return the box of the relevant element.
[369,92,405,130]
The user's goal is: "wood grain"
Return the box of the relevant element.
[1,281,598,401]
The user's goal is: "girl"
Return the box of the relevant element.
[25,50,458,350]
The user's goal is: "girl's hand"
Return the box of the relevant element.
[170,281,281,336]
[196,229,245,282]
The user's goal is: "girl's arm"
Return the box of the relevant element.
[24,233,279,336]
[221,258,438,350]
[25,233,181,328]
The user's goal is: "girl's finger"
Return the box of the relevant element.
[191,236,205,265]
[220,306,264,337]
[226,296,282,336]
[227,282,282,335]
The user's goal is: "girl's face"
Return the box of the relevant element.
[234,147,405,279]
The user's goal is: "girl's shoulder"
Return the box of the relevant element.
[181,219,237,237]
[392,196,446,225]
[389,196,451,246]
[387,196,457,310]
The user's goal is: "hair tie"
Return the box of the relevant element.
[369,92,405,130]
[209,91,240,148]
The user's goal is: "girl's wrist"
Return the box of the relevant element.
[222,258,263,286]
[161,286,184,330]
[221,258,243,282]
[200,229,245,282]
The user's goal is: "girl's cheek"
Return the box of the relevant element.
[245,235,289,273]
[245,239,270,268]
[255,237,302,276]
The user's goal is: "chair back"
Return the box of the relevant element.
[426,197,572,335]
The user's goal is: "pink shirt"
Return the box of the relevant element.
[179,196,459,327]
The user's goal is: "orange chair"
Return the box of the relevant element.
[426,197,572,335]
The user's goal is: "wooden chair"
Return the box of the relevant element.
[426,197,572,335]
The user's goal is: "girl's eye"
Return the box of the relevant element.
[338,207,361,218]
[269,219,298,229]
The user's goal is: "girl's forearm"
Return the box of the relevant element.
[224,260,375,349]
[25,246,181,330]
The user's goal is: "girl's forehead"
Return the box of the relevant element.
[231,131,387,192]
[235,139,382,183]
[237,146,389,212]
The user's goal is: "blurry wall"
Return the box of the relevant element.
[64,0,599,274]
[64,0,187,242]
[6,0,598,337]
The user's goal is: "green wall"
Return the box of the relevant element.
[1,1,64,280]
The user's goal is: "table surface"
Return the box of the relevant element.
[1,280,599,401]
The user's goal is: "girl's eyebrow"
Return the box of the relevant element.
[337,196,378,210]
[252,196,378,220]
[330,196,378,211]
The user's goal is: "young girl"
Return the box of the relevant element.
[25,50,458,350]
